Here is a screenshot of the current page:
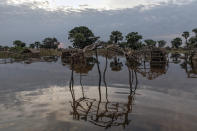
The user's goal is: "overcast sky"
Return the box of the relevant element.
[0,0,197,46]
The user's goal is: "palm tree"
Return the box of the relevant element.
[110,31,123,44]
[126,32,143,50]
[182,31,190,48]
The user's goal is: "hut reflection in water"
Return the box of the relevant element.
[67,51,138,129]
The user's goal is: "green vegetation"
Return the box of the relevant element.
[126,32,143,50]
[68,26,99,49]
[144,39,157,47]
[182,31,190,48]
[110,31,123,44]
[1,26,197,60]
[29,41,41,49]
[13,40,26,48]
[171,37,182,49]
[42,38,59,49]
[158,40,166,48]
[0,37,61,59]
[40,49,61,56]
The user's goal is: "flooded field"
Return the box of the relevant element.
[0,53,197,131]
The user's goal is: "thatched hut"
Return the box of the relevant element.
[22,49,40,58]
[62,49,83,58]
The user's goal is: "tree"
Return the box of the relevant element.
[171,37,182,49]
[144,39,156,47]
[110,31,123,44]
[68,26,99,49]
[13,40,26,48]
[182,31,190,48]
[119,42,128,48]
[34,41,41,49]
[158,40,166,48]
[126,32,143,50]
[192,28,197,37]
[42,37,59,49]
[29,43,35,49]
[188,37,197,48]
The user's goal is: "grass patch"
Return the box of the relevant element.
[40,49,62,56]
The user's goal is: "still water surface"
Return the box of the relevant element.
[0,54,197,131]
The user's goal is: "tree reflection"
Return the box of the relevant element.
[180,53,197,78]
[68,50,138,129]
[171,52,181,64]
[110,57,123,72]
[127,57,168,80]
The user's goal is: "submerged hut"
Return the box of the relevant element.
[22,49,40,58]
[62,49,83,58]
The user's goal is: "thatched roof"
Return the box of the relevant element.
[22,48,40,54]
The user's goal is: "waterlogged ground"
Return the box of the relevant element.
[0,54,197,131]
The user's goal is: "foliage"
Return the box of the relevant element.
[110,31,123,44]
[192,28,197,36]
[126,32,143,50]
[188,37,197,48]
[144,39,156,47]
[42,37,59,49]
[40,49,61,56]
[182,31,190,40]
[158,40,166,48]
[182,31,190,47]
[119,42,128,48]
[13,40,26,48]
[68,26,99,49]
[29,43,35,48]
[171,37,182,48]
[34,41,41,49]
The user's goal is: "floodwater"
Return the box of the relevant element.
[0,53,197,131]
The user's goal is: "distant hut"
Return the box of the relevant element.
[22,49,40,58]
[62,49,83,58]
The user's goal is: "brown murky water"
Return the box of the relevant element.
[0,53,197,131]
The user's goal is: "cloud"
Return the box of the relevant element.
[0,0,197,46]
[4,0,197,11]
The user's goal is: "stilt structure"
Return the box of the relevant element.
[191,49,197,61]
[150,48,167,67]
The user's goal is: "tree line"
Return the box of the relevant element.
[0,26,197,51]
[68,26,197,50]
[0,37,60,51]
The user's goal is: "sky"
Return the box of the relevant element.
[0,0,197,46]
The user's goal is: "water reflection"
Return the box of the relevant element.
[0,56,59,65]
[131,60,168,80]
[1,51,197,131]
[171,52,181,64]
[68,51,138,129]
[180,53,197,78]
[110,57,123,72]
